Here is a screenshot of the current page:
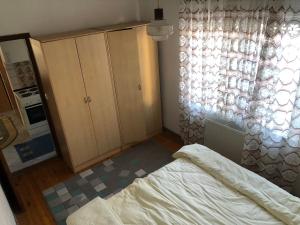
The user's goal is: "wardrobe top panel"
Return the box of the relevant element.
[32,21,149,43]
[93,21,149,33]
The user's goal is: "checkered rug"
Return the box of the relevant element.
[43,139,173,225]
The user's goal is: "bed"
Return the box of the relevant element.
[67,144,300,225]
[0,184,16,225]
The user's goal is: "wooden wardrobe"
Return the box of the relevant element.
[31,22,162,172]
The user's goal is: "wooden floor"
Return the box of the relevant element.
[9,131,183,225]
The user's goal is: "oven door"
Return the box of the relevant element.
[24,103,47,128]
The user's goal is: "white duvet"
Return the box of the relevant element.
[67,144,300,225]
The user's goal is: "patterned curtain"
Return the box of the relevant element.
[179,0,300,191]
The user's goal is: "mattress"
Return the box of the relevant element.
[67,144,300,225]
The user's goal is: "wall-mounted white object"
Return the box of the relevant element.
[204,118,245,165]
[147,0,173,41]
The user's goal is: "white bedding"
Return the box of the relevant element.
[0,185,16,225]
[67,144,300,225]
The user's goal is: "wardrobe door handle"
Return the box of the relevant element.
[84,97,88,103]
[87,96,92,103]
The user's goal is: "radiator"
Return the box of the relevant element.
[203,118,245,165]
[203,119,300,196]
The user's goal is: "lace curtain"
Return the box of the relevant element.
[179,0,300,191]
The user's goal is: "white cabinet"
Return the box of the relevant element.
[0,40,30,64]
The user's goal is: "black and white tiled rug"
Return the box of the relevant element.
[43,139,174,225]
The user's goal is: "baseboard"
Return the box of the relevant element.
[72,130,183,173]
[162,126,178,134]
[162,127,183,144]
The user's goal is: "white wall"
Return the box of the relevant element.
[139,0,180,134]
[0,0,140,36]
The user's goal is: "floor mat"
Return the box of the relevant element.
[15,133,55,162]
[42,139,174,225]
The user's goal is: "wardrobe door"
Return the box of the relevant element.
[107,29,146,145]
[42,39,98,166]
[75,33,121,154]
[136,26,162,135]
